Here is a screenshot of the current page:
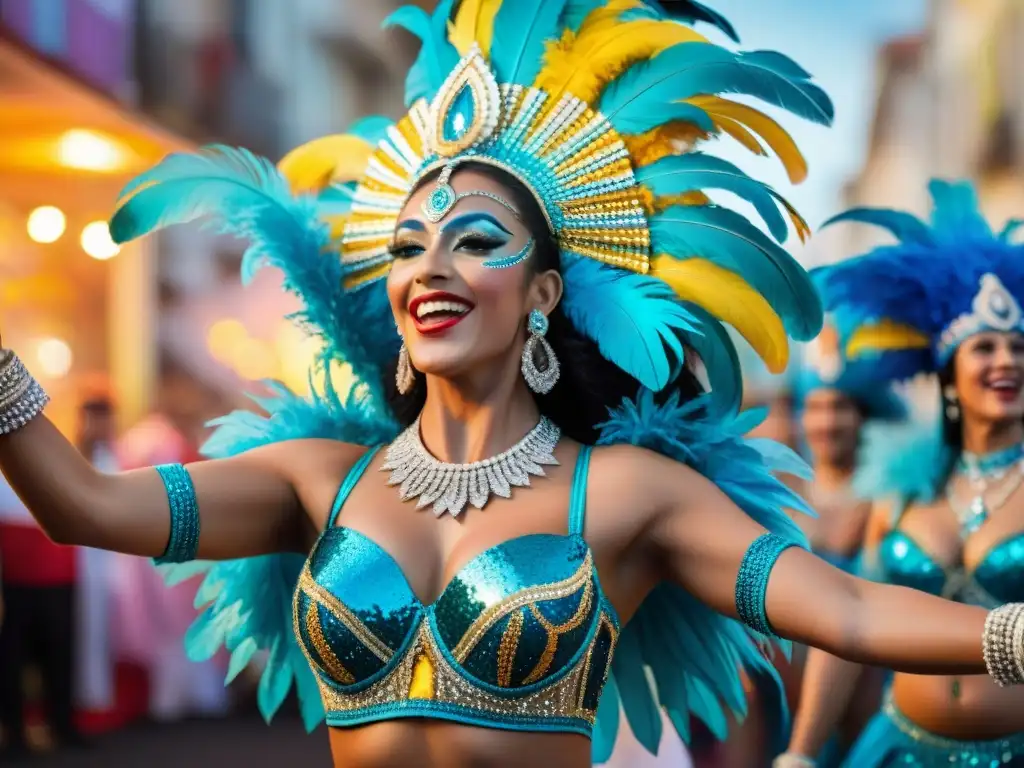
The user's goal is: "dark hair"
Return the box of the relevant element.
[384,162,706,444]
[937,354,962,452]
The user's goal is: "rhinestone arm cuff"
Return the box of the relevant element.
[154,464,201,565]
[983,603,1024,687]
[772,755,817,768]
[735,532,799,638]
[0,351,50,435]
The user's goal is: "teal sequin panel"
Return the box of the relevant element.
[305,527,422,683]
[580,616,615,711]
[843,692,1024,766]
[734,532,797,638]
[433,534,596,688]
[879,531,945,596]
[971,533,1024,604]
[154,464,200,565]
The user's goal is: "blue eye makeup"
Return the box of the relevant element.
[483,239,534,269]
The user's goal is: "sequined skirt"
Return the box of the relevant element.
[841,694,1024,767]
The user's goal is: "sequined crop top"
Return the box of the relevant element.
[292,444,620,736]
[876,509,1024,607]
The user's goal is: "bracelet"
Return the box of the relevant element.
[0,351,50,435]
[735,532,799,638]
[772,755,816,768]
[983,603,1024,686]
[154,464,201,564]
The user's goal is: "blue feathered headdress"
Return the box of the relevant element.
[814,179,1024,384]
[791,315,906,422]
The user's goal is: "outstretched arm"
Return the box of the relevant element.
[641,451,986,675]
[780,501,895,761]
[0,411,354,561]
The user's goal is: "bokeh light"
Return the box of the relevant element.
[27,206,66,244]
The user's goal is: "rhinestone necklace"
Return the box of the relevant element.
[947,443,1024,539]
[381,415,561,518]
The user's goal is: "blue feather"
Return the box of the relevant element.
[822,207,934,245]
[852,416,952,505]
[491,0,569,86]
[637,153,792,242]
[653,1,739,41]
[347,115,393,144]
[600,42,833,134]
[927,179,992,240]
[651,205,824,341]
[591,391,807,759]
[1000,218,1024,242]
[559,0,604,32]
[160,378,399,730]
[560,256,700,391]
[592,674,621,763]
[109,145,396,398]
[383,1,460,106]
[737,49,812,80]
[676,301,742,415]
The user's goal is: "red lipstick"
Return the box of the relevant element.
[408,291,475,336]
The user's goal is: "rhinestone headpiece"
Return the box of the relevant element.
[341,44,651,289]
[937,273,1024,363]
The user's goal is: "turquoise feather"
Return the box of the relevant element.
[737,49,812,81]
[637,153,792,242]
[652,204,824,341]
[560,255,699,391]
[852,416,953,505]
[491,0,569,86]
[600,42,833,135]
[822,208,934,245]
[928,179,992,240]
[347,115,393,144]
[676,301,743,414]
[384,0,460,107]
[592,674,621,762]
[1000,219,1024,242]
[645,1,739,42]
[159,378,399,732]
[591,391,807,760]
[109,145,396,399]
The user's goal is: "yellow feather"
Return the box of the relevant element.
[845,321,930,359]
[536,3,706,111]
[687,96,808,184]
[450,0,500,57]
[651,192,710,212]
[704,114,767,157]
[277,135,374,194]
[651,255,789,372]
[623,122,711,166]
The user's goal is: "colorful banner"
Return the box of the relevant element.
[0,0,134,96]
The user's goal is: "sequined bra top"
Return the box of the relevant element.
[877,510,1024,607]
[292,444,620,736]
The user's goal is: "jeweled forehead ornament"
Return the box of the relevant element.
[938,273,1024,361]
[420,161,523,224]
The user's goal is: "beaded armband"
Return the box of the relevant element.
[735,532,800,638]
[154,464,201,565]
[0,351,50,435]
[983,603,1024,687]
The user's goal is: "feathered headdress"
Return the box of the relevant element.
[109,0,829,760]
[791,316,906,422]
[814,179,1024,384]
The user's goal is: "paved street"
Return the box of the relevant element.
[8,715,332,768]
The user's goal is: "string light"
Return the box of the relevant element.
[27,206,66,244]
[81,221,120,260]
[35,338,73,379]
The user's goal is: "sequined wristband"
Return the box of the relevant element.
[0,351,50,435]
[983,603,1024,687]
[735,532,799,638]
[154,464,201,565]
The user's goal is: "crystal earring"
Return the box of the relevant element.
[944,385,960,421]
[396,340,416,394]
[521,309,560,394]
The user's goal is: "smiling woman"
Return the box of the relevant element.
[4,4,1024,768]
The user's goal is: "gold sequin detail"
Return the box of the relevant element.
[452,551,593,663]
[577,613,619,713]
[298,564,394,663]
[409,652,436,700]
[496,611,524,688]
[304,603,356,685]
[522,578,593,685]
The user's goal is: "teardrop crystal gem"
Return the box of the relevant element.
[443,84,476,143]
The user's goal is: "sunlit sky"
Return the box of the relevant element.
[699,0,927,238]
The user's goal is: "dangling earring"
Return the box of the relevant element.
[396,339,416,395]
[521,309,560,394]
[944,385,960,421]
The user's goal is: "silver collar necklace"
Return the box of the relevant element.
[381,415,560,517]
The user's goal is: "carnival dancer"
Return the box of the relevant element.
[775,179,1024,768]
[0,5,1022,768]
